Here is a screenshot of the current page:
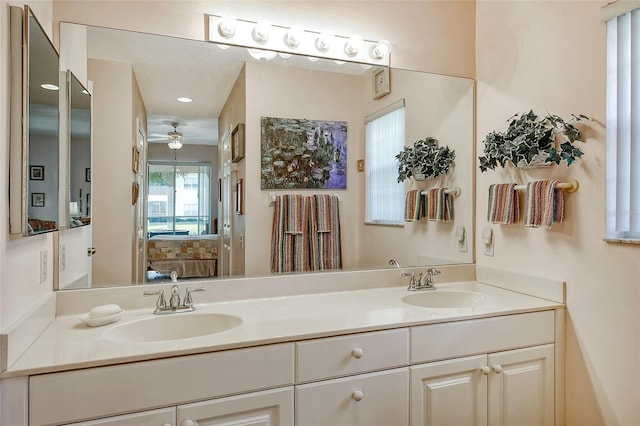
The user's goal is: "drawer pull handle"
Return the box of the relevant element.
[352,390,364,401]
[480,366,491,375]
[493,364,503,374]
[352,348,364,359]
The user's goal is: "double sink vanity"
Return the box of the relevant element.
[1,265,565,426]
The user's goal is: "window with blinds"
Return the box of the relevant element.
[605,4,640,242]
[365,99,405,225]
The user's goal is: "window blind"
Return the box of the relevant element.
[605,6,640,240]
[365,101,405,224]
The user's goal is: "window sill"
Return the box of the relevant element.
[603,238,640,245]
[364,221,404,227]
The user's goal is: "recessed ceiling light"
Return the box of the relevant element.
[177,97,193,103]
[40,83,59,91]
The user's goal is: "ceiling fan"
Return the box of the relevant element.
[148,121,184,149]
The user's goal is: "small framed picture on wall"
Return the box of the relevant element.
[235,178,243,215]
[85,168,91,182]
[31,192,45,207]
[373,67,390,99]
[231,123,245,163]
[30,165,44,180]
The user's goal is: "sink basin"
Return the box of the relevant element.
[402,290,498,309]
[104,313,242,342]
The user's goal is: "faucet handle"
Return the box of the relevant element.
[144,289,167,309]
[184,287,205,308]
[427,267,441,276]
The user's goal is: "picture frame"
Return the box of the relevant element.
[31,192,45,207]
[132,182,139,205]
[132,146,140,173]
[85,167,91,182]
[218,178,222,202]
[235,178,243,215]
[86,193,91,216]
[30,165,44,180]
[231,123,245,163]
[373,67,390,99]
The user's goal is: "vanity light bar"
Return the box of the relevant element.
[206,14,391,67]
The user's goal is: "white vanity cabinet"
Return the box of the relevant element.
[409,311,558,426]
[23,309,563,426]
[29,343,295,426]
[295,329,410,425]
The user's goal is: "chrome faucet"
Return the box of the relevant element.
[144,285,206,314]
[409,267,441,291]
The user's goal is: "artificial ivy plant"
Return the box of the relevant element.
[395,137,455,183]
[478,110,589,172]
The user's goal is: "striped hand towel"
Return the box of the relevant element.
[310,194,342,271]
[271,195,311,273]
[524,180,564,229]
[404,189,426,222]
[487,183,519,224]
[427,188,453,222]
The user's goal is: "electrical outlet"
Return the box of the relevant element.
[40,250,48,283]
[60,243,66,271]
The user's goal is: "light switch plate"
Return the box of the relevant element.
[357,159,364,172]
[482,227,494,257]
[456,225,467,252]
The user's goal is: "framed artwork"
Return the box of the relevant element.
[231,123,245,163]
[86,193,91,216]
[31,192,45,207]
[131,182,139,205]
[235,178,243,215]
[373,67,390,99]
[132,146,140,173]
[30,165,44,180]
[218,178,222,202]
[85,167,91,182]
[261,116,347,189]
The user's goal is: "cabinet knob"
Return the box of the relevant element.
[352,390,364,401]
[351,348,364,359]
[493,364,503,374]
[182,420,197,426]
[480,365,491,375]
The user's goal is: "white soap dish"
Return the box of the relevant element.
[80,310,123,327]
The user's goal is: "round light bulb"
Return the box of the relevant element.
[315,32,332,52]
[344,35,363,57]
[218,16,237,38]
[248,48,277,61]
[372,40,392,59]
[284,26,303,49]
[252,20,271,43]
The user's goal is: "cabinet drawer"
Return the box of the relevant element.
[296,328,408,383]
[411,310,555,363]
[295,368,409,426]
[30,343,294,426]
[65,407,175,426]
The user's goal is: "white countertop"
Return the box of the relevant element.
[3,281,562,378]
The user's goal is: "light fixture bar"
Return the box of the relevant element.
[206,14,391,66]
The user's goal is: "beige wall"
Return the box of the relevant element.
[1,0,56,329]
[476,2,639,424]
[88,59,137,285]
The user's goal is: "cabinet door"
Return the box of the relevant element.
[176,387,293,426]
[487,344,554,426]
[410,355,487,426]
[296,368,408,426]
[65,407,175,426]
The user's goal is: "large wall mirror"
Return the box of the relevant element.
[58,22,474,290]
[10,6,60,237]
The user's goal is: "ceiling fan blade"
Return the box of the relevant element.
[148,137,169,142]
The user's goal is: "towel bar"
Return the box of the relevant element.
[268,192,342,207]
[419,187,461,197]
[513,178,579,193]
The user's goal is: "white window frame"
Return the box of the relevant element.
[365,99,406,225]
[604,2,640,242]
